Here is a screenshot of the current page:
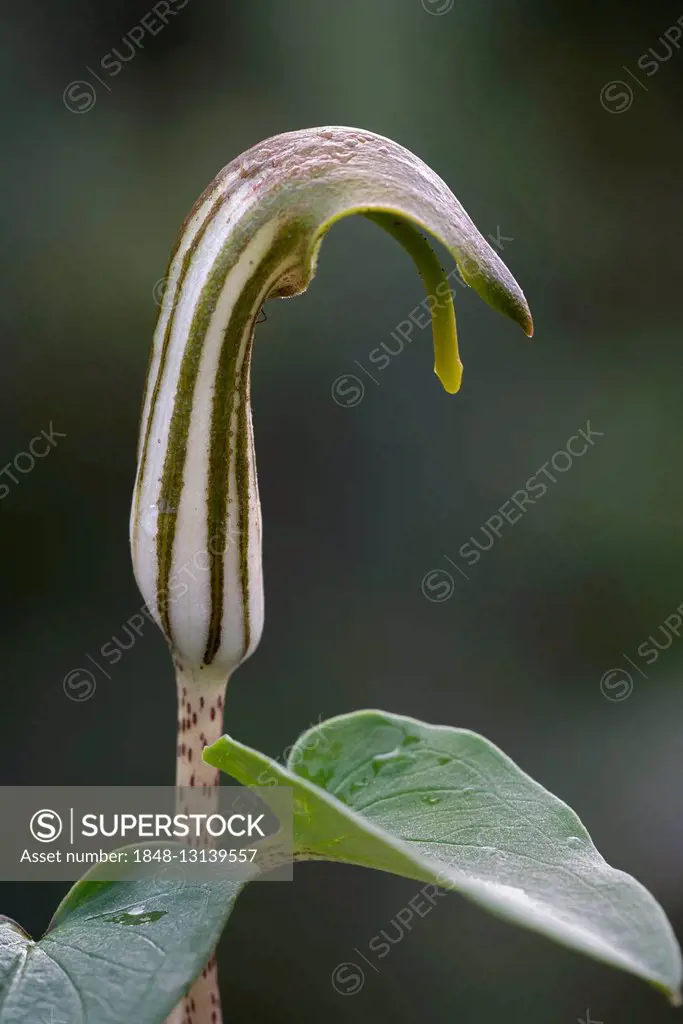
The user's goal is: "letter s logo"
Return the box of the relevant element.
[30,809,63,843]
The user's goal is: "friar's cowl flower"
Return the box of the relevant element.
[131,125,532,688]
[129,125,532,1024]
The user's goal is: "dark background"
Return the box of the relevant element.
[2,0,683,1020]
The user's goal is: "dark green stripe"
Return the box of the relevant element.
[236,362,252,657]
[202,306,254,665]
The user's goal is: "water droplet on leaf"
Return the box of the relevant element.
[104,910,167,926]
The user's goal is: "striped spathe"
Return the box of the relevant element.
[130,126,533,679]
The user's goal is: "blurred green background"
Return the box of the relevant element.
[2,0,683,1020]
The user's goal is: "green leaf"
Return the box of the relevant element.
[0,861,242,1023]
[204,709,682,1004]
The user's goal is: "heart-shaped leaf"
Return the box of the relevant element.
[204,709,682,1003]
[0,864,242,1023]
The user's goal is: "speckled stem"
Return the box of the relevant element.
[165,665,227,1024]
[174,664,226,792]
